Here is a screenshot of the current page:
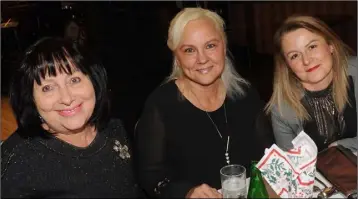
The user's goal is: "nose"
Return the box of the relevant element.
[197,50,209,64]
[59,86,74,106]
[302,52,311,66]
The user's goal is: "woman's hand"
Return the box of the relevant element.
[186,184,222,198]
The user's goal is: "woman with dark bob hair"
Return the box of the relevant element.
[1,37,141,198]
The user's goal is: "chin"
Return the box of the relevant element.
[309,73,330,84]
[193,76,221,86]
[195,80,216,87]
[63,119,89,131]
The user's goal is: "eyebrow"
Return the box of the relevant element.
[180,38,220,49]
[42,68,80,81]
[179,44,193,50]
[205,38,220,44]
[37,78,55,86]
[305,39,318,47]
[286,39,319,56]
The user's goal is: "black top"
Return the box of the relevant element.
[134,80,270,198]
[302,76,357,152]
[1,119,141,198]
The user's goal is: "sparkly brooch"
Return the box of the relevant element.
[113,140,131,159]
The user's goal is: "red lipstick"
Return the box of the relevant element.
[306,65,320,72]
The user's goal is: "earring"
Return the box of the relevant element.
[39,116,45,123]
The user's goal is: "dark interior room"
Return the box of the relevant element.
[2,1,357,140]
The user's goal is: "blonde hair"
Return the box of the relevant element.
[166,7,248,99]
[266,15,354,120]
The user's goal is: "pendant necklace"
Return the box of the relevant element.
[205,103,230,164]
[191,90,231,164]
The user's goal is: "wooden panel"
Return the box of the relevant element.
[229,1,357,54]
[227,3,247,46]
[1,97,17,140]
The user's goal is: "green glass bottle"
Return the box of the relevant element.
[247,161,269,198]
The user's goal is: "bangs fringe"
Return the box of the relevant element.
[33,47,83,85]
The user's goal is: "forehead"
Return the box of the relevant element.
[181,18,221,44]
[36,65,81,84]
[281,28,325,50]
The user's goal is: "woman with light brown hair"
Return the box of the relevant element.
[266,15,357,152]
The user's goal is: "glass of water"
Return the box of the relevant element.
[220,164,247,198]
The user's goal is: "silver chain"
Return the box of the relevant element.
[190,89,231,164]
[204,104,227,138]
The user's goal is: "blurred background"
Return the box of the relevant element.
[1,1,357,140]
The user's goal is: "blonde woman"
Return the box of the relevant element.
[266,15,357,152]
[135,8,267,198]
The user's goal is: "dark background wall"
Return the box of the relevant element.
[1,1,357,136]
[227,1,357,54]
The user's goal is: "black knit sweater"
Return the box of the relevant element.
[1,119,141,198]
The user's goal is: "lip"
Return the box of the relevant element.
[57,103,82,117]
[306,64,320,72]
[196,66,213,74]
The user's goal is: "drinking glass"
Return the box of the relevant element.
[220,164,247,198]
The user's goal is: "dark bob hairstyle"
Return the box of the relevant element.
[9,37,110,131]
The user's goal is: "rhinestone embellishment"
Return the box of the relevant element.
[113,140,131,159]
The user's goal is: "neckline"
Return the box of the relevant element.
[34,126,109,157]
[304,82,333,98]
[172,79,226,113]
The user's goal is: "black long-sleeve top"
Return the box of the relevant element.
[134,80,270,198]
[1,119,141,198]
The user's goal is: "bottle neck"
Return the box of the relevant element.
[248,161,269,198]
[250,161,259,176]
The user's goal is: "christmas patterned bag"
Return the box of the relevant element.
[257,131,318,198]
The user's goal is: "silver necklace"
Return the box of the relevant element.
[191,90,231,164]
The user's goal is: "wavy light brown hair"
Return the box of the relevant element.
[266,15,354,120]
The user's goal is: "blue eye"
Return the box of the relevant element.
[206,43,216,49]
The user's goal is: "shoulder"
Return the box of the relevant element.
[1,129,34,176]
[270,100,294,118]
[1,129,30,156]
[144,80,179,109]
[347,56,358,98]
[104,119,134,162]
[226,85,264,122]
[107,118,125,129]
[232,84,263,108]
[242,84,261,101]
[348,56,358,78]
[348,56,357,68]
[147,80,177,100]
[270,99,301,130]
[104,118,128,139]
